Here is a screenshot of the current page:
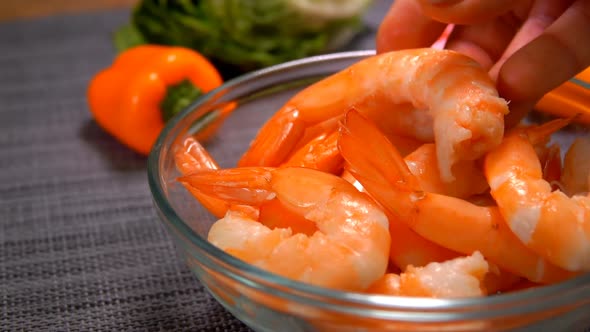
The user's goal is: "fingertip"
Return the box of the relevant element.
[496,56,529,104]
[495,48,546,127]
[498,33,588,107]
[497,46,588,127]
[445,39,495,69]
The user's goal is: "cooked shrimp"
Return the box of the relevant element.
[174,136,233,218]
[179,167,390,291]
[367,251,488,298]
[348,103,427,157]
[561,137,590,196]
[339,112,461,270]
[385,209,459,270]
[282,130,343,174]
[405,143,488,198]
[175,136,319,234]
[339,110,575,283]
[354,102,435,144]
[342,169,461,271]
[239,48,509,182]
[283,114,422,175]
[484,131,590,272]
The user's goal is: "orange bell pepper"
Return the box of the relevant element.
[87,45,225,155]
[535,67,590,124]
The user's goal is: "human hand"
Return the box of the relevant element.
[376,0,590,126]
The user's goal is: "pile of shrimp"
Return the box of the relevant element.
[175,48,589,298]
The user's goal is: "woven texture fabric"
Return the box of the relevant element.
[0,4,387,331]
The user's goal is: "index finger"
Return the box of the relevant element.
[377,0,447,52]
[499,0,590,127]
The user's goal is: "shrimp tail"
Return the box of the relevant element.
[339,110,420,216]
[238,108,306,167]
[179,167,275,206]
[174,137,220,174]
[175,137,231,218]
[520,116,573,145]
[339,110,415,188]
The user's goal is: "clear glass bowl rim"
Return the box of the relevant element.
[147,50,590,321]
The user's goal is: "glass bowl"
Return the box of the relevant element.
[147,50,590,332]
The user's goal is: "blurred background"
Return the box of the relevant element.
[0,0,137,21]
[1,0,381,79]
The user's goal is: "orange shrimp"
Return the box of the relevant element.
[282,130,343,174]
[385,209,459,270]
[175,137,316,234]
[339,110,576,283]
[283,115,422,175]
[484,131,590,272]
[367,251,489,298]
[174,136,234,218]
[338,112,460,270]
[560,137,590,196]
[350,172,514,298]
[339,110,525,293]
[239,48,508,182]
[179,167,390,291]
[404,143,488,198]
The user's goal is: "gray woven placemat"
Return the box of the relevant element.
[0,4,387,331]
[0,9,255,332]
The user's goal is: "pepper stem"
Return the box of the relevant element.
[161,79,202,122]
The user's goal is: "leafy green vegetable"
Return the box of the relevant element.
[114,0,371,74]
[113,24,147,52]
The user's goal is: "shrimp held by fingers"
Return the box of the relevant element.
[484,132,590,272]
[239,48,508,182]
[367,251,489,298]
[339,110,576,283]
[179,167,390,291]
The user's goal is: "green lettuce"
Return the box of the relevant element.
[114,0,371,74]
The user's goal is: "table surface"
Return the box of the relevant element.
[0,3,388,331]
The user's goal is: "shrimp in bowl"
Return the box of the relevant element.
[153,48,590,331]
[484,130,590,272]
[179,166,391,291]
[179,162,494,296]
